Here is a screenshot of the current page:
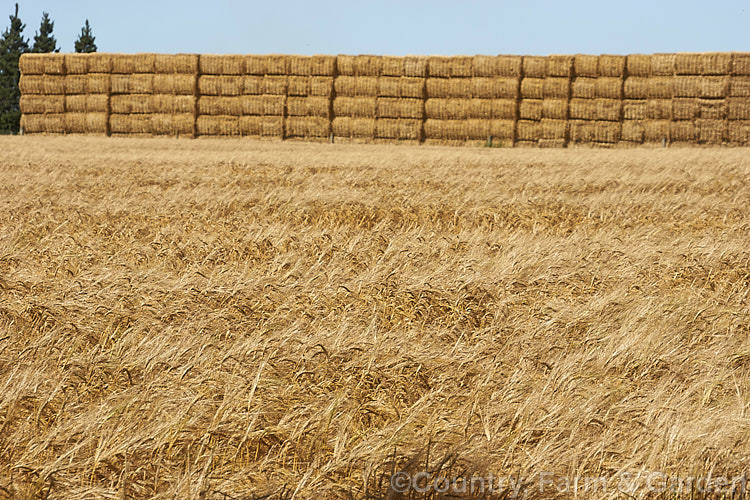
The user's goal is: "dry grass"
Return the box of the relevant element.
[1,137,750,499]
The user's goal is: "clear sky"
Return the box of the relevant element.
[6,0,749,56]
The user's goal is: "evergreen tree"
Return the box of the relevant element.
[74,19,96,53]
[0,3,29,134]
[31,12,58,53]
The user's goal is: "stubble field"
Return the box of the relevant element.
[1,136,750,499]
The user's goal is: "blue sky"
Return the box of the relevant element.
[6,0,749,55]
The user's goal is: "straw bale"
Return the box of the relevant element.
[404,56,428,77]
[21,114,64,133]
[425,99,471,120]
[64,54,87,74]
[569,99,595,120]
[85,74,110,94]
[111,74,154,94]
[519,99,542,120]
[150,94,196,114]
[520,78,544,99]
[471,77,519,99]
[64,95,87,113]
[489,119,515,140]
[87,53,111,73]
[196,115,240,135]
[150,113,194,135]
[594,121,620,142]
[287,96,331,117]
[333,97,377,117]
[332,117,375,138]
[541,118,567,139]
[64,113,88,133]
[675,53,702,75]
[547,55,574,77]
[288,76,310,96]
[623,77,649,99]
[599,55,626,77]
[337,55,382,76]
[110,114,151,134]
[310,77,334,96]
[425,78,472,98]
[647,77,674,98]
[652,54,676,75]
[154,54,199,74]
[733,53,750,75]
[730,77,750,97]
[286,116,330,137]
[644,120,671,142]
[703,53,732,75]
[238,116,284,136]
[197,75,243,96]
[111,94,153,114]
[289,55,335,76]
[153,74,196,95]
[728,120,750,143]
[571,78,596,98]
[729,98,750,120]
[198,96,244,116]
[428,56,472,78]
[110,54,135,74]
[701,77,730,98]
[87,94,109,113]
[570,99,620,121]
[698,99,726,120]
[200,55,244,75]
[626,54,652,76]
[262,75,289,95]
[19,95,64,114]
[242,76,264,95]
[621,121,645,142]
[622,99,671,120]
[19,75,64,95]
[473,55,521,77]
[596,77,623,99]
[239,95,285,116]
[574,54,598,77]
[423,120,465,140]
[697,119,726,143]
[516,120,541,141]
[244,56,268,75]
[378,77,425,98]
[84,112,108,134]
[64,75,87,94]
[376,119,422,139]
[542,99,568,119]
[335,76,378,97]
[466,99,516,120]
[381,56,405,76]
[543,78,570,98]
[523,56,547,78]
[21,53,65,74]
[134,53,156,73]
[377,98,423,119]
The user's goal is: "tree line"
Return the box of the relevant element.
[1,3,97,133]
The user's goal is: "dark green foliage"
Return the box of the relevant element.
[74,19,96,53]
[0,3,29,134]
[31,12,58,53]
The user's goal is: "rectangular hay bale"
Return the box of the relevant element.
[378,77,425,98]
[574,54,599,77]
[471,77,519,99]
[377,98,423,119]
[19,95,65,114]
[519,99,542,120]
[332,117,375,138]
[520,78,544,99]
[335,76,378,97]
[333,97,377,117]
[376,118,422,140]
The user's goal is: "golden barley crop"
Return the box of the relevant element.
[1,136,750,499]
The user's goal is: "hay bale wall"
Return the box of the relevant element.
[18,52,747,146]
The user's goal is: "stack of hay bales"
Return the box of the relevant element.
[516,56,546,146]
[196,55,246,136]
[671,53,730,144]
[19,53,66,133]
[109,53,195,136]
[569,54,624,146]
[621,54,673,144]
[728,53,750,144]
[233,55,289,138]
[333,55,426,143]
[60,54,111,134]
[539,55,572,147]
[284,56,335,141]
[424,55,519,145]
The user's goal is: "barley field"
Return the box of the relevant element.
[1,137,749,499]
